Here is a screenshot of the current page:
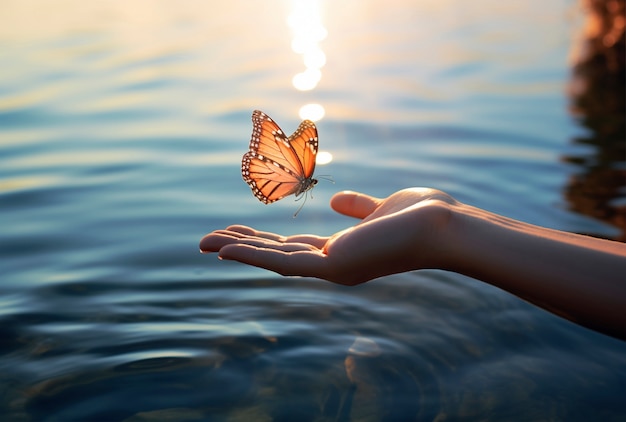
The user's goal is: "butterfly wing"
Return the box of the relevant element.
[242,110,318,204]
[287,117,318,184]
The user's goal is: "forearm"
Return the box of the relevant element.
[443,204,626,340]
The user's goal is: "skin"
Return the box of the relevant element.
[200,188,626,340]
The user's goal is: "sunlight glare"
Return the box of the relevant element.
[316,151,333,165]
[303,47,326,69]
[299,103,325,121]
[292,68,321,91]
[288,0,326,91]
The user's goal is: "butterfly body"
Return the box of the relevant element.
[242,110,318,204]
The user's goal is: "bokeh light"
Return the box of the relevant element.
[299,103,325,121]
[288,0,326,92]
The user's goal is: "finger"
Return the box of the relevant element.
[223,225,328,247]
[199,231,250,253]
[330,191,382,219]
[200,229,325,253]
[224,226,328,247]
[284,234,328,249]
[219,244,328,278]
[225,225,286,242]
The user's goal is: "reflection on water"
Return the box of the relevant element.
[299,103,326,122]
[2,276,624,421]
[289,0,327,92]
[287,0,332,166]
[565,0,626,240]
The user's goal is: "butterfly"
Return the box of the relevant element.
[242,110,318,205]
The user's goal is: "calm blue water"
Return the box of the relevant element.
[1,1,625,420]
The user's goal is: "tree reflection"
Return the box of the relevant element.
[565,0,625,241]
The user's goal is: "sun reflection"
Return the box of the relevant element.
[299,103,325,121]
[316,150,333,165]
[288,0,327,92]
[288,0,331,166]
[292,68,322,91]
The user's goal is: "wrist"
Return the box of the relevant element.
[437,202,495,276]
[410,198,460,271]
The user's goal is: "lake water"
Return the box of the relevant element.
[1,0,625,420]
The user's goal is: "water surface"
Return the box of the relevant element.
[1,1,625,420]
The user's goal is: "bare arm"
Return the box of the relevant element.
[200,188,626,340]
[442,202,626,339]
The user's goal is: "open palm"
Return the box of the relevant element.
[200,188,457,284]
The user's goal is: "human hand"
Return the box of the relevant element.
[199,188,458,285]
[202,187,626,338]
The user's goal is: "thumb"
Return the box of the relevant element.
[330,191,381,219]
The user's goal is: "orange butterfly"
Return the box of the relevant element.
[242,110,318,205]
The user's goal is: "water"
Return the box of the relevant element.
[1,0,625,420]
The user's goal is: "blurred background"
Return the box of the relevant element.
[1,0,624,420]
